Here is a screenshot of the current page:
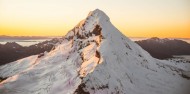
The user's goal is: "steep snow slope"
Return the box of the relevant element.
[0,9,190,94]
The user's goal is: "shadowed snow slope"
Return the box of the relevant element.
[0,9,190,94]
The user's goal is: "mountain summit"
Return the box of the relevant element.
[0,9,190,94]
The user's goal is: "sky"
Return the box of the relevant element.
[0,0,190,38]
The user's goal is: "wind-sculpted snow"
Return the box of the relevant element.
[0,9,190,94]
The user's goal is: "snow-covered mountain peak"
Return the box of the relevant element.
[87,9,110,22]
[72,9,109,31]
[0,9,190,94]
[65,9,107,40]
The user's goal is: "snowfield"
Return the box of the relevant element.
[0,9,190,94]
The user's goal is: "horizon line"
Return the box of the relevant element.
[0,35,190,39]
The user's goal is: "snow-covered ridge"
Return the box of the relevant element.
[0,9,190,94]
[0,9,106,94]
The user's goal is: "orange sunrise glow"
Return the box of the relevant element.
[0,0,190,38]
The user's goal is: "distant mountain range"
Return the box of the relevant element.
[0,38,62,65]
[0,37,190,65]
[136,37,190,59]
[0,35,60,40]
